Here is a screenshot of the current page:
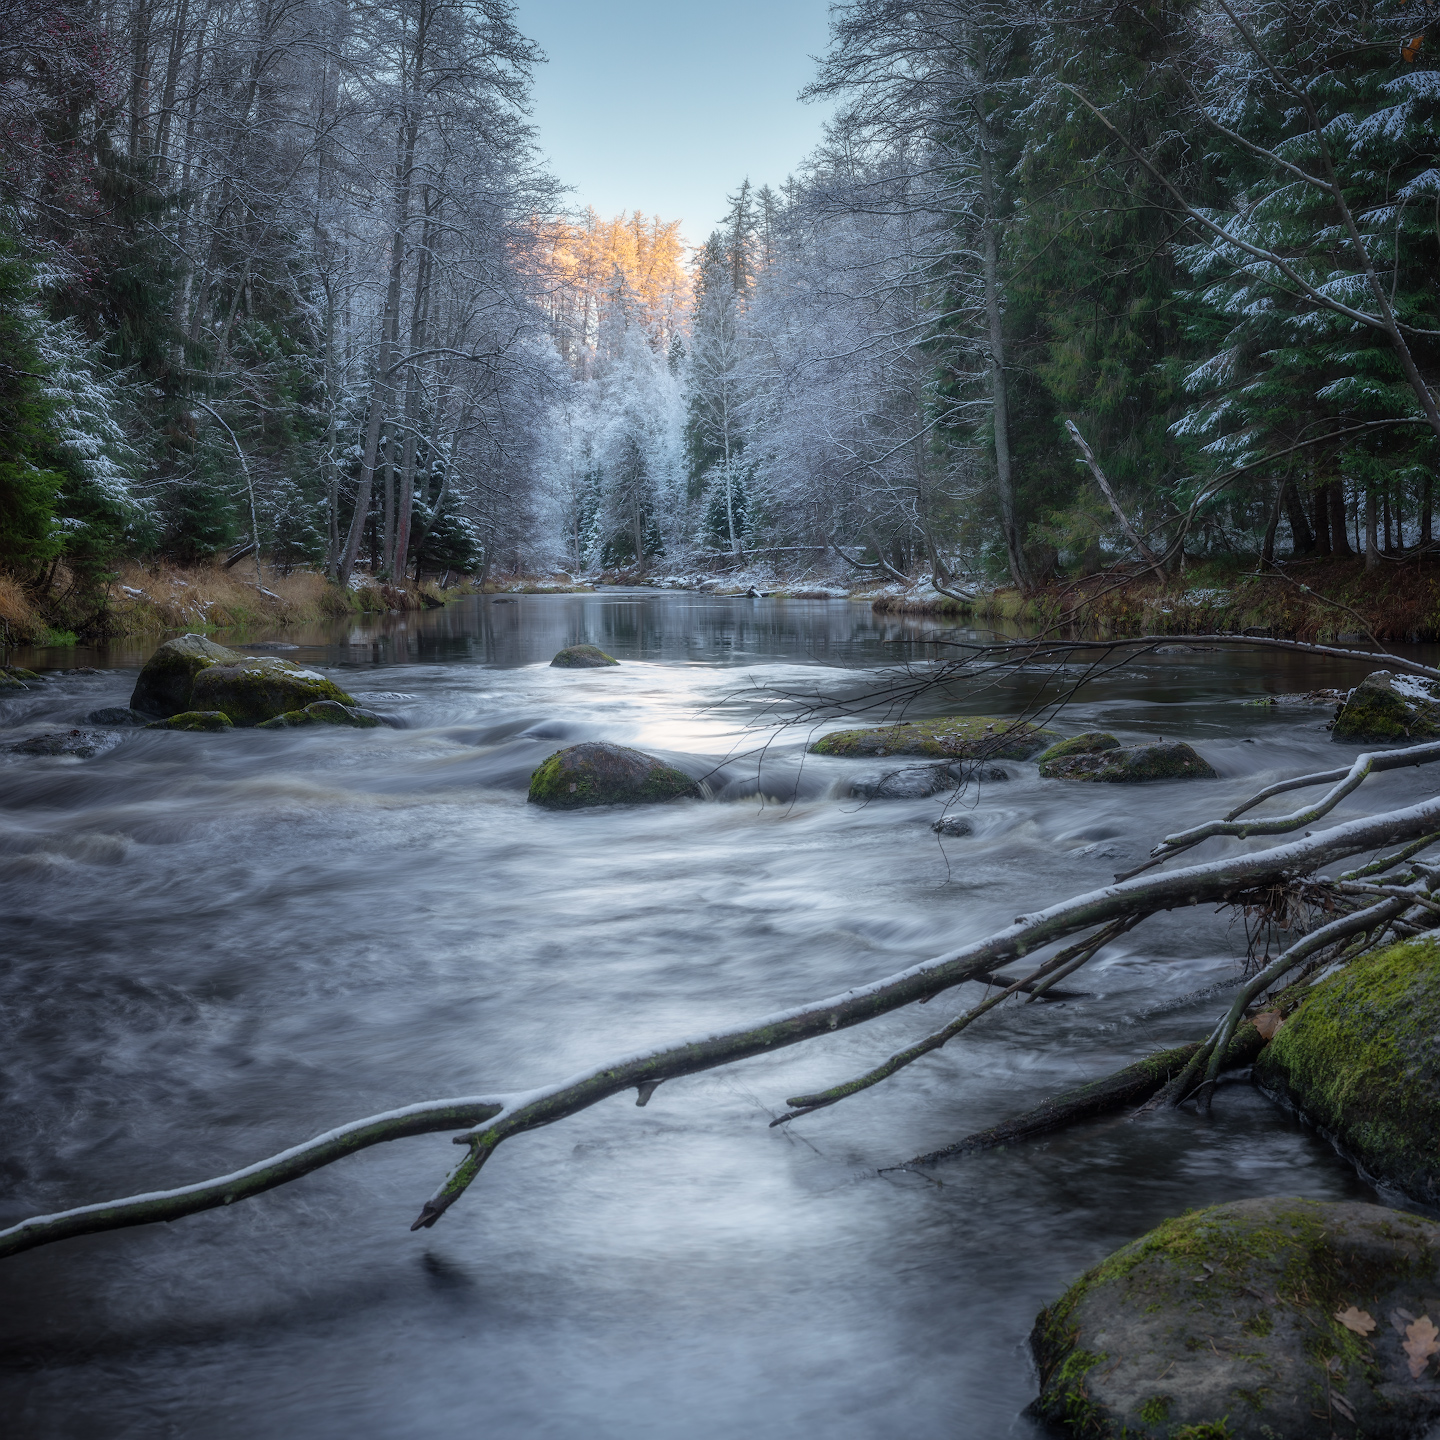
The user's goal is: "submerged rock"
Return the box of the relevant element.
[850,763,956,799]
[1256,939,1440,1206]
[931,814,974,837]
[256,700,382,729]
[1032,1196,1440,1439]
[145,710,233,731]
[1035,732,1120,765]
[1041,741,1215,782]
[550,644,620,668]
[130,634,242,716]
[189,657,354,726]
[85,706,150,727]
[528,741,699,808]
[810,715,1059,762]
[1332,671,1440,743]
[10,728,119,757]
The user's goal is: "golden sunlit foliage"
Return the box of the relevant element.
[536,209,691,368]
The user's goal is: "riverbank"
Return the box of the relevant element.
[973,557,1440,642]
[0,562,471,649]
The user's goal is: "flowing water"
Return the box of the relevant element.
[0,592,1420,1439]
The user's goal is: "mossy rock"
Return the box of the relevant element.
[189,657,354,727]
[10,728,120,756]
[1256,940,1440,1206]
[1036,732,1121,765]
[256,700,381,730]
[130,634,242,716]
[809,716,1059,761]
[527,741,700,809]
[1332,671,1440,744]
[3,666,43,683]
[0,672,25,690]
[550,644,620,668]
[1041,741,1216,783]
[1033,1196,1440,1439]
[145,710,234,731]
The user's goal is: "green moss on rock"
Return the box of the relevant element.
[527,741,700,808]
[1036,732,1121,765]
[256,700,381,729]
[550,644,620,668]
[1256,939,1440,1205]
[189,657,354,726]
[1032,1196,1440,1438]
[1332,671,1440,743]
[145,710,234,731]
[809,715,1059,761]
[1040,741,1216,783]
[130,634,242,716]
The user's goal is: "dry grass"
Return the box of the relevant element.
[0,573,46,645]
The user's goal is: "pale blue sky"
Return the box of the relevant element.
[515,0,836,246]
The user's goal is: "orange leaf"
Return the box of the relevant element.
[1403,1316,1440,1378]
[1253,1010,1284,1040]
[1335,1306,1377,1336]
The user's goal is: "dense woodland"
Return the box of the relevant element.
[1,0,1437,617]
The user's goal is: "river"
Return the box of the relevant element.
[0,591,1412,1438]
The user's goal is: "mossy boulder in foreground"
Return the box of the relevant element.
[809,715,1059,761]
[528,741,700,808]
[256,700,381,729]
[130,634,241,716]
[1041,740,1216,783]
[1332,671,1440,743]
[1033,1196,1440,1439]
[145,710,233,731]
[1036,731,1120,765]
[189,657,354,726]
[550,644,619,668]
[1256,939,1440,1206]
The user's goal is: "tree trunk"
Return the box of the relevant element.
[1283,479,1314,554]
[1366,487,1381,570]
[974,96,1030,591]
[1330,481,1353,557]
[1424,478,1433,546]
[1311,481,1332,555]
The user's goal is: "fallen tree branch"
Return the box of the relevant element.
[1121,741,1440,878]
[898,1021,1268,1167]
[7,800,1440,1259]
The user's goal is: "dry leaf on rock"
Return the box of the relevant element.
[1403,1316,1440,1378]
[1335,1306,1377,1335]
[1253,1010,1284,1040]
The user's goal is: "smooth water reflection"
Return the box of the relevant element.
[0,593,1416,1439]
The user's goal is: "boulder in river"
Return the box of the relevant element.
[256,700,382,729]
[85,706,151,727]
[1332,671,1440,743]
[189,657,354,726]
[1032,1196,1440,1439]
[810,716,1059,761]
[145,710,233,731]
[1256,938,1440,1207]
[550,644,620,668]
[932,814,973,836]
[850,763,957,799]
[130,634,241,716]
[1035,732,1120,765]
[1040,740,1215,782]
[10,728,119,757]
[528,741,699,808]
[2,665,44,686]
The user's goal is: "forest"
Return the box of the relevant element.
[1,0,1437,626]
